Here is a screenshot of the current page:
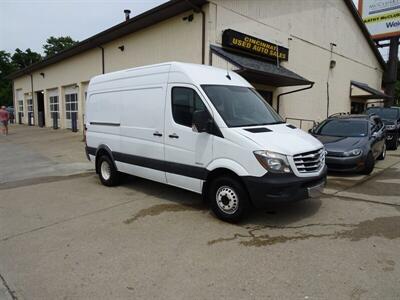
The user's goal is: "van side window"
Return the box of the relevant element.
[172,87,206,127]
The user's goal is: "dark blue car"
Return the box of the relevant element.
[310,114,386,174]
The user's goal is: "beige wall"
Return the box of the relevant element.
[103,11,203,72]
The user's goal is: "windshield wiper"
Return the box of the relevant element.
[265,121,285,125]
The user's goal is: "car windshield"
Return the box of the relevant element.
[367,108,399,120]
[315,119,368,137]
[201,85,283,127]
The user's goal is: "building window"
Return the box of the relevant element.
[27,99,33,113]
[65,93,78,120]
[49,96,59,118]
[18,100,24,117]
[171,87,206,127]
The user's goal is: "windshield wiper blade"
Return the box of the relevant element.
[263,121,285,125]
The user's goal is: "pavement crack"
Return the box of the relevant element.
[326,194,400,208]
[208,222,355,246]
[209,216,400,247]
[0,198,139,242]
[0,172,94,190]
[0,272,18,300]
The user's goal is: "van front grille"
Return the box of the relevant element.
[293,148,325,173]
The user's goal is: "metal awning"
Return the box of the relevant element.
[210,45,313,87]
[350,80,390,99]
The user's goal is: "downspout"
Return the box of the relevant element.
[30,73,34,125]
[186,0,206,64]
[98,46,105,74]
[276,83,314,115]
[11,80,15,113]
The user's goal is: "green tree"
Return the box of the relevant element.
[43,36,78,57]
[12,48,42,70]
[0,51,17,106]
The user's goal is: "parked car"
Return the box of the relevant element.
[366,107,400,150]
[310,114,386,175]
[85,62,327,222]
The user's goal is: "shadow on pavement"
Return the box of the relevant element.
[116,174,321,227]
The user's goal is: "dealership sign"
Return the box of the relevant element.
[359,0,400,39]
[222,29,289,61]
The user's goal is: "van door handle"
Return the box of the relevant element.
[153,131,163,137]
[168,133,179,139]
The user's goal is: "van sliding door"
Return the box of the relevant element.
[118,86,166,183]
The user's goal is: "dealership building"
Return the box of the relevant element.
[10,0,389,131]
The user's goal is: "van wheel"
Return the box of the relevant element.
[361,152,375,175]
[208,176,249,223]
[378,143,386,160]
[97,155,119,186]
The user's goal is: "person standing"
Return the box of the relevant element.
[0,106,10,136]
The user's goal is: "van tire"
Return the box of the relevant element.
[361,152,375,175]
[97,155,120,186]
[208,176,249,223]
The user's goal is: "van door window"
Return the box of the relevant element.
[172,87,206,127]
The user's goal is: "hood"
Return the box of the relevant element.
[232,123,323,156]
[313,135,365,152]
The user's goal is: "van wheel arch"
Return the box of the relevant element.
[95,146,117,174]
[203,168,252,205]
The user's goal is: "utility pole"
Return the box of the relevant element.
[384,37,399,107]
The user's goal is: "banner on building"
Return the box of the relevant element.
[358,0,400,39]
[222,29,289,61]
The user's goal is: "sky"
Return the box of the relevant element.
[0,0,392,60]
[0,0,168,54]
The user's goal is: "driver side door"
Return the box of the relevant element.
[164,84,214,193]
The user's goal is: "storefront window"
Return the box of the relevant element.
[65,93,78,120]
[18,100,24,117]
[49,96,59,118]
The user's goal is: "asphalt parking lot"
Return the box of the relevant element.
[0,125,399,300]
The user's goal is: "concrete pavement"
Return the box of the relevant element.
[0,125,92,187]
[0,125,399,299]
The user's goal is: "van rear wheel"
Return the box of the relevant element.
[98,155,120,186]
[208,176,249,223]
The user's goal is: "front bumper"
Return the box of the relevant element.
[325,155,365,172]
[385,130,398,141]
[242,166,327,208]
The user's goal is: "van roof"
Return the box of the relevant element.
[89,62,252,88]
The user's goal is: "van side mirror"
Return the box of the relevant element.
[192,110,211,133]
[308,128,314,134]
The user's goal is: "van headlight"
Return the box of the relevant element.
[343,148,362,157]
[253,150,292,173]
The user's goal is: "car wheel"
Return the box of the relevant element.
[361,152,375,175]
[97,155,120,186]
[387,134,399,150]
[378,143,386,160]
[208,176,250,223]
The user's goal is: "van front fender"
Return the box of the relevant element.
[206,159,249,177]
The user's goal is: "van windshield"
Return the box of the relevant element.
[201,85,283,127]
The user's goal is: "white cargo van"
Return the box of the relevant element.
[85,62,326,222]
